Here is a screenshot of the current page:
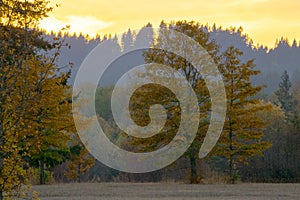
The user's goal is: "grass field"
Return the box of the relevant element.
[33,183,300,200]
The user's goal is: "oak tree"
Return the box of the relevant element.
[131,20,219,183]
[0,0,74,198]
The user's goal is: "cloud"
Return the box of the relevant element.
[229,0,270,6]
[40,15,112,36]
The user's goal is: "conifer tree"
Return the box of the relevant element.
[275,70,298,121]
[213,46,271,184]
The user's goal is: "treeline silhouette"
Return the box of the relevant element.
[51,23,300,95]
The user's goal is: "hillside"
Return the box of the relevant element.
[53,24,300,94]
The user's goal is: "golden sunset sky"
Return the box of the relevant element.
[40,0,300,48]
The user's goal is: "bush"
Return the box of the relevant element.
[30,168,55,185]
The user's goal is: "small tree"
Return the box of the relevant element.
[213,46,271,184]
[275,70,298,122]
[66,142,95,183]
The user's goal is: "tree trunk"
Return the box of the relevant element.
[1,129,4,200]
[229,154,234,184]
[40,159,45,185]
[229,120,235,184]
[190,153,198,184]
[77,164,81,183]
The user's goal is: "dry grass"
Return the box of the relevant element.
[33,182,300,200]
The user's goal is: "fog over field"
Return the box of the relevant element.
[33,183,300,200]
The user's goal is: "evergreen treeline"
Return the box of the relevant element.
[53,24,300,95]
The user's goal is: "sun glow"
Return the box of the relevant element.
[40,0,300,47]
[40,15,112,37]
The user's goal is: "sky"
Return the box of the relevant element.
[40,0,300,48]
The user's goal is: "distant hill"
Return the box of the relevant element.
[52,23,300,95]
[209,25,300,94]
